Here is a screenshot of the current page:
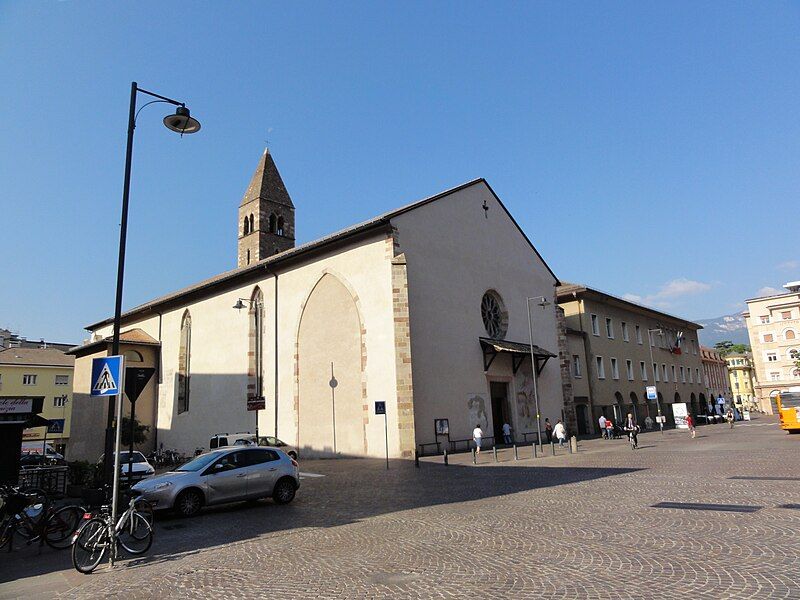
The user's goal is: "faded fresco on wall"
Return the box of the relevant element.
[515,363,537,432]
[467,393,489,430]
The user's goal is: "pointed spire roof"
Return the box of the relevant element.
[240,148,294,208]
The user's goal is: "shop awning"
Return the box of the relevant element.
[479,337,556,374]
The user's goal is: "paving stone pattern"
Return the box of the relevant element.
[1,417,798,599]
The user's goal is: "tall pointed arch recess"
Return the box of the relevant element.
[249,287,265,406]
[177,310,192,414]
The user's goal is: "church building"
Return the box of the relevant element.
[68,151,570,461]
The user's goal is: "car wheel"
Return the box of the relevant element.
[174,489,203,517]
[272,478,296,505]
[288,451,297,460]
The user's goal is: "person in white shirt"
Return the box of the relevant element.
[473,424,484,454]
[554,419,567,447]
[502,422,512,445]
[598,415,608,439]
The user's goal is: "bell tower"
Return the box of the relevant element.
[238,149,296,267]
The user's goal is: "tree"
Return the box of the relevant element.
[121,416,150,447]
[714,341,750,356]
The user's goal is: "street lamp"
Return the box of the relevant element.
[647,326,664,435]
[526,295,551,449]
[104,82,201,488]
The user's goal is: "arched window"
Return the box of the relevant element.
[793,368,800,378]
[269,213,277,233]
[124,350,143,363]
[177,311,192,414]
[248,288,264,404]
[277,216,285,236]
[243,216,250,235]
[784,329,796,340]
[249,214,254,233]
[480,290,508,339]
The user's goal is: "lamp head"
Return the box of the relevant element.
[163,106,201,135]
[233,299,246,311]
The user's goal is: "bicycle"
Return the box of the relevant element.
[71,490,153,573]
[0,486,83,552]
[626,427,639,450]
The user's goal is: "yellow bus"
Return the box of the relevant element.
[776,392,800,433]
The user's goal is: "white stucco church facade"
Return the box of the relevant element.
[68,151,569,461]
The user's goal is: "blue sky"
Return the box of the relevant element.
[1,2,799,343]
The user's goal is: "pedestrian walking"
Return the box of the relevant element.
[726,409,734,429]
[598,415,608,439]
[645,415,653,430]
[686,414,696,438]
[544,418,553,443]
[473,424,484,454]
[606,417,615,440]
[554,419,567,447]
[502,422,512,445]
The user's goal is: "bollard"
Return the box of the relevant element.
[568,439,573,454]
[513,444,519,461]
[533,443,537,459]
[493,446,498,462]
[570,436,578,454]
[551,441,556,456]
[415,450,420,468]
[444,448,449,466]
[472,448,477,464]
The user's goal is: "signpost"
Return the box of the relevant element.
[645,385,663,435]
[329,364,338,454]
[375,401,388,470]
[124,367,155,478]
[91,355,125,566]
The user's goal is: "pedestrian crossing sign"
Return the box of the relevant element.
[91,356,124,396]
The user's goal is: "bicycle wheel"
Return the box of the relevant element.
[134,497,154,530]
[118,512,152,555]
[72,518,109,573]
[10,516,39,551]
[0,518,13,550]
[45,505,83,549]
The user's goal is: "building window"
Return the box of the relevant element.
[782,311,792,320]
[54,395,68,407]
[591,314,599,336]
[640,361,647,381]
[596,356,605,379]
[767,352,778,362]
[662,364,668,382]
[621,322,629,342]
[626,359,634,381]
[653,363,659,382]
[55,374,69,385]
[611,358,619,380]
[793,368,800,378]
[696,368,700,383]
[785,329,796,341]
[760,315,770,324]
[481,290,508,339]
[249,287,265,404]
[249,214,254,233]
[277,216,285,236]
[635,325,642,344]
[22,374,37,385]
[763,333,774,343]
[770,372,780,381]
[572,355,582,378]
[605,318,614,339]
[680,366,686,383]
[671,365,676,382]
[269,213,277,233]
[177,310,192,414]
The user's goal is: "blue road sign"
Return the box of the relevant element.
[375,401,386,415]
[48,419,65,434]
[91,356,123,396]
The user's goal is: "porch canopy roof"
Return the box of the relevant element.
[479,337,556,374]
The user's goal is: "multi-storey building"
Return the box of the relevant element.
[558,283,704,435]
[743,281,800,413]
[726,353,758,412]
[700,346,732,413]
[0,347,75,455]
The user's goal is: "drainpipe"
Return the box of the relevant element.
[274,273,279,439]
[576,295,598,432]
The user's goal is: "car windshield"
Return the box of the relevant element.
[119,451,147,463]
[175,453,220,472]
[258,436,281,446]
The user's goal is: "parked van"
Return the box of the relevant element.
[21,441,64,461]
[209,432,298,459]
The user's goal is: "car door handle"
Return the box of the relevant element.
[268,468,277,471]
[236,473,246,478]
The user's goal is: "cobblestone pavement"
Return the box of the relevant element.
[1,415,798,599]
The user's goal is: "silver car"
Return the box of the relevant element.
[132,446,300,517]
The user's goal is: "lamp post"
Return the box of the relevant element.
[104,82,200,487]
[526,295,551,449]
[234,297,264,441]
[647,327,664,435]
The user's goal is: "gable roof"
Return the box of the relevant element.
[66,328,160,357]
[0,347,74,367]
[86,178,559,330]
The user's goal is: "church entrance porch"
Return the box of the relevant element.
[490,381,511,443]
